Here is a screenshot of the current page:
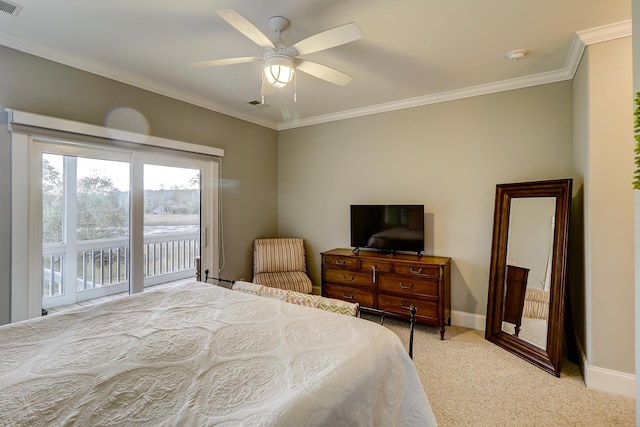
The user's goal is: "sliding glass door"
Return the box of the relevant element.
[142,161,203,287]
[34,142,216,312]
[41,151,131,308]
[8,110,222,322]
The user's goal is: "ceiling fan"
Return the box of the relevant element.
[190,9,363,92]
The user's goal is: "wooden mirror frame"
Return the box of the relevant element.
[485,179,572,377]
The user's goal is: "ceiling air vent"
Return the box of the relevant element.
[248,100,270,109]
[0,0,23,16]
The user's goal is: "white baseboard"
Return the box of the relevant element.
[574,334,636,399]
[584,365,636,398]
[451,310,486,331]
[452,310,635,399]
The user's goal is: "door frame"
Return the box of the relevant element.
[8,109,223,322]
[37,143,133,308]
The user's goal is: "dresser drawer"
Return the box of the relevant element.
[323,284,374,307]
[378,294,438,321]
[324,255,360,269]
[361,260,392,273]
[322,248,451,339]
[324,268,372,289]
[393,263,440,279]
[378,275,439,297]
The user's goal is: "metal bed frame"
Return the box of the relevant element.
[202,269,417,359]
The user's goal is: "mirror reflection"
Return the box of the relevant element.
[501,197,556,350]
[485,178,571,377]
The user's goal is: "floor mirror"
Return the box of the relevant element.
[485,179,572,376]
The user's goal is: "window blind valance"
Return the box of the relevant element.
[5,109,224,158]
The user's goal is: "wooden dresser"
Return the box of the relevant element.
[321,248,451,339]
[502,265,530,337]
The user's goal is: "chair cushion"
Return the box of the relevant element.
[253,271,313,294]
[523,287,550,320]
[253,238,306,274]
[525,287,549,303]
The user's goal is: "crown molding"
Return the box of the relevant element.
[564,19,632,80]
[1,19,632,132]
[577,19,632,46]
[0,32,280,130]
[278,19,632,131]
[277,68,573,130]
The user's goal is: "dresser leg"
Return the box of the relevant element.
[440,327,445,340]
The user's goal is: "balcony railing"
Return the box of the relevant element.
[144,232,200,279]
[42,231,200,300]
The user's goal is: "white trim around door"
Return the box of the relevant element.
[7,109,223,322]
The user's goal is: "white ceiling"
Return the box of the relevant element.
[0,0,631,130]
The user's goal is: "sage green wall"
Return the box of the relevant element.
[278,82,574,312]
[571,54,589,366]
[573,37,634,375]
[0,29,633,389]
[0,46,279,324]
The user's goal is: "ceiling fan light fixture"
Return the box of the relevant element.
[264,54,295,88]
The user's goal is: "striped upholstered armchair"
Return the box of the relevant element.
[252,238,313,294]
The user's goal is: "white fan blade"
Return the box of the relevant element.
[292,22,363,56]
[296,60,353,86]
[189,57,260,69]
[215,9,275,49]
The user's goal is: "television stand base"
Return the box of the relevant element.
[376,249,396,255]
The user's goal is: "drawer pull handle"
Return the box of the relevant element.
[399,282,413,290]
[399,302,413,310]
[335,260,346,265]
[410,267,423,274]
[342,293,355,300]
[343,275,355,281]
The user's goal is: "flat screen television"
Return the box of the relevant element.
[350,205,424,255]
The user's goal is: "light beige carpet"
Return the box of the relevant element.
[376,317,635,426]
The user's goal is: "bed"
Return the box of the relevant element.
[0,281,437,426]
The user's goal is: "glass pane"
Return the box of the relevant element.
[42,154,131,309]
[76,157,130,241]
[42,153,64,244]
[76,157,130,291]
[42,253,63,298]
[42,154,64,299]
[143,165,200,280]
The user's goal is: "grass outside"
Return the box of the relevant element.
[144,214,198,226]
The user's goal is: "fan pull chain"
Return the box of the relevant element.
[294,72,297,103]
[260,70,266,104]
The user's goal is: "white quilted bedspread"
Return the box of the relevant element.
[0,282,437,426]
